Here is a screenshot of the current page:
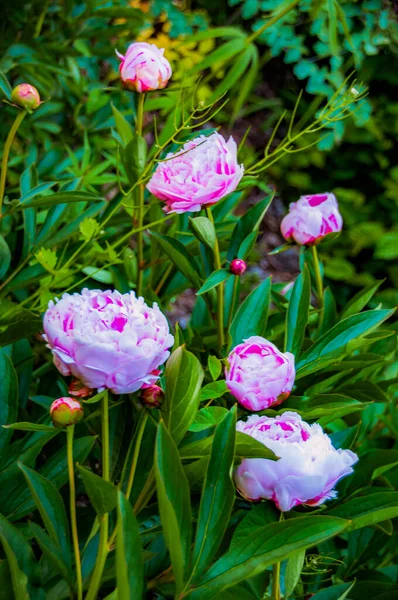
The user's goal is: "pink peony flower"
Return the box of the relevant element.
[280,192,343,245]
[11,83,41,110]
[116,42,172,93]
[140,384,164,408]
[234,412,358,511]
[226,336,295,411]
[147,133,244,214]
[43,288,174,395]
[50,397,84,428]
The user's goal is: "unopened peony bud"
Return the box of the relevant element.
[230,259,247,276]
[140,384,164,408]
[11,84,41,110]
[68,378,93,399]
[116,42,172,93]
[50,397,84,428]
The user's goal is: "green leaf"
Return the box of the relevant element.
[237,231,257,260]
[0,71,12,100]
[230,276,271,348]
[21,190,104,209]
[296,309,394,378]
[284,549,305,598]
[164,346,204,444]
[189,216,217,250]
[183,517,348,599]
[121,135,147,183]
[180,431,277,461]
[4,422,56,432]
[19,181,57,204]
[77,465,118,516]
[230,503,279,550]
[200,380,228,401]
[116,491,145,600]
[318,287,337,337]
[190,407,237,582]
[208,355,222,381]
[0,535,29,600]
[189,38,246,75]
[227,195,273,261]
[151,232,202,288]
[285,264,310,356]
[111,103,134,146]
[0,352,18,456]
[155,421,192,595]
[197,269,232,295]
[310,581,356,600]
[341,280,384,319]
[29,523,73,586]
[0,235,11,279]
[328,492,398,531]
[0,299,42,346]
[18,464,71,565]
[189,407,229,432]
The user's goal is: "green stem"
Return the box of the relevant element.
[246,0,300,45]
[136,93,146,297]
[227,275,240,333]
[271,562,281,600]
[133,468,155,515]
[310,244,324,327]
[85,392,110,600]
[0,110,27,217]
[206,207,225,351]
[66,426,83,600]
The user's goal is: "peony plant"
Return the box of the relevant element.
[0,21,396,600]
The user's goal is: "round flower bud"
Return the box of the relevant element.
[140,384,164,408]
[43,288,174,395]
[234,412,358,511]
[11,84,41,110]
[280,192,343,246]
[50,397,84,428]
[230,259,247,276]
[147,133,244,214]
[68,378,93,399]
[116,42,172,93]
[226,336,295,412]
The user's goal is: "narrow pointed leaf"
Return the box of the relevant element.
[116,491,145,600]
[285,264,310,356]
[77,465,118,516]
[197,269,231,295]
[230,276,271,348]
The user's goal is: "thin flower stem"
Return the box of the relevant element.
[85,391,110,600]
[0,110,27,216]
[136,93,146,296]
[66,425,83,600]
[206,207,225,351]
[310,244,324,310]
[227,275,240,333]
[271,562,281,600]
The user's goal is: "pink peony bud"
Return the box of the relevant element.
[234,412,358,511]
[116,42,172,93]
[230,259,247,276]
[68,378,93,399]
[11,84,41,110]
[147,133,244,214]
[280,193,343,246]
[50,397,84,428]
[226,336,295,412]
[140,384,164,408]
[43,288,174,395]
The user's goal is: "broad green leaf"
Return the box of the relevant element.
[189,216,216,250]
[310,581,356,599]
[296,309,394,378]
[208,355,222,381]
[328,492,398,531]
[189,407,229,432]
[151,232,202,288]
[190,407,237,582]
[318,287,337,337]
[230,276,271,348]
[18,464,71,565]
[231,44,259,123]
[0,535,29,600]
[0,71,12,99]
[121,134,147,183]
[19,181,57,204]
[197,269,231,295]
[116,491,145,600]
[341,280,384,319]
[164,346,204,444]
[285,264,310,356]
[0,235,11,279]
[182,517,348,599]
[30,523,73,586]
[208,45,254,104]
[200,380,228,401]
[0,299,42,346]
[180,431,277,460]
[284,549,305,598]
[227,195,273,261]
[4,422,56,432]
[237,230,257,260]
[21,190,104,209]
[189,38,246,75]
[111,103,134,146]
[155,421,192,595]
[230,503,279,550]
[77,465,118,516]
[0,352,18,455]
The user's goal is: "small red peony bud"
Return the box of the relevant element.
[230,259,247,276]
[68,378,93,399]
[50,397,84,428]
[11,84,41,110]
[140,384,165,409]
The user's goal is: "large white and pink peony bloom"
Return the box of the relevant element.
[116,42,172,93]
[43,289,174,395]
[226,336,295,412]
[280,192,343,246]
[234,412,358,511]
[147,133,244,214]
